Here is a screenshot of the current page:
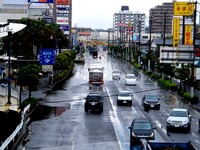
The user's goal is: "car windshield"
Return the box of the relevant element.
[113,71,120,74]
[119,92,131,97]
[87,96,100,101]
[126,74,136,79]
[133,122,152,130]
[145,95,158,101]
[170,110,187,117]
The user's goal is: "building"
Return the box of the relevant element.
[0,0,71,37]
[113,6,146,46]
[149,2,174,35]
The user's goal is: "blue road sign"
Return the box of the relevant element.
[39,49,55,65]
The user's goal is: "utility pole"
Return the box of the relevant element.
[191,1,197,98]
[138,20,141,65]
[148,16,152,71]
[163,11,166,46]
[7,31,12,105]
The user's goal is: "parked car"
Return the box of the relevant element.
[84,92,103,113]
[112,70,121,80]
[142,95,160,110]
[117,90,132,106]
[128,118,155,144]
[166,108,191,133]
[125,73,137,85]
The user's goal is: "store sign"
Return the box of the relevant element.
[173,18,180,47]
[57,17,69,24]
[28,0,53,3]
[184,25,193,45]
[174,2,194,16]
[28,3,53,8]
[56,0,70,5]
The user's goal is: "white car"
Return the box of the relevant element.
[125,74,137,85]
[166,108,191,133]
[117,90,132,106]
[112,70,121,80]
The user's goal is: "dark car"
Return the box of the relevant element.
[128,118,155,144]
[84,92,103,113]
[142,95,160,110]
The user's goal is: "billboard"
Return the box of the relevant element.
[56,0,70,5]
[173,18,180,47]
[174,2,194,16]
[3,0,27,5]
[57,17,69,24]
[28,0,53,3]
[184,25,193,45]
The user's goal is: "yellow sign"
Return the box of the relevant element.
[174,2,194,16]
[173,18,180,47]
[184,25,193,45]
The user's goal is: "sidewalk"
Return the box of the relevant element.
[21,76,50,101]
[171,78,200,112]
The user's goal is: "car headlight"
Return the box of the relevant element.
[166,119,172,124]
[132,132,137,137]
[144,101,148,104]
[182,120,189,125]
[149,132,154,137]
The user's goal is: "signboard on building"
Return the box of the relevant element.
[184,25,193,45]
[39,49,55,65]
[56,0,70,5]
[174,2,194,16]
[57,17,69,24]
[173,18,180,47]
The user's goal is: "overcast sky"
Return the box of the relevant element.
[72,0,193,29]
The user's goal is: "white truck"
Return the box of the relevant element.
[88,67,104,84]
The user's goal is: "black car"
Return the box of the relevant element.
[84,92,103,113]
[142,95,160,110]
[128,118,155,144]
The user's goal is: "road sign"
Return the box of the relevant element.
[42,65,53,72]
[39,49,55,65]
[174,2,194,16]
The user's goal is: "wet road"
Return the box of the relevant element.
[22,50,200,150]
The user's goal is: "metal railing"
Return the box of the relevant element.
[0,104,30,150]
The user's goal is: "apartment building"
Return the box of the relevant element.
[149,2,174,35]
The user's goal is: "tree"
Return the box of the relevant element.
[17,64,40,98]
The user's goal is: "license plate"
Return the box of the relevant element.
[151,105,154,107]
[91,102,95,105]
[123,101,127,103]
[175,125,179,127]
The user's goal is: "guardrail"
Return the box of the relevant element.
[0,84,19,99]
[0,104,30,150]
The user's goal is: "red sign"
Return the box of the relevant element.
[56,0,70,5]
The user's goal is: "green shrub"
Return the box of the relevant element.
[177,88,184,96]
[170,83,177,91]
[20,97,38,110]
[189,95,199,104]
[183,92,190,101]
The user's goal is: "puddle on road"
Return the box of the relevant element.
[31,103,70,121]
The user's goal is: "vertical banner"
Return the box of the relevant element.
[184,25,193,45]
[173,18,180,47]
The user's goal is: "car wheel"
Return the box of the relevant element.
[166,126,170,132]
[117,100,120,106]
[84,104,88,113]
[129,101,132,106]
[157,106,160,110]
